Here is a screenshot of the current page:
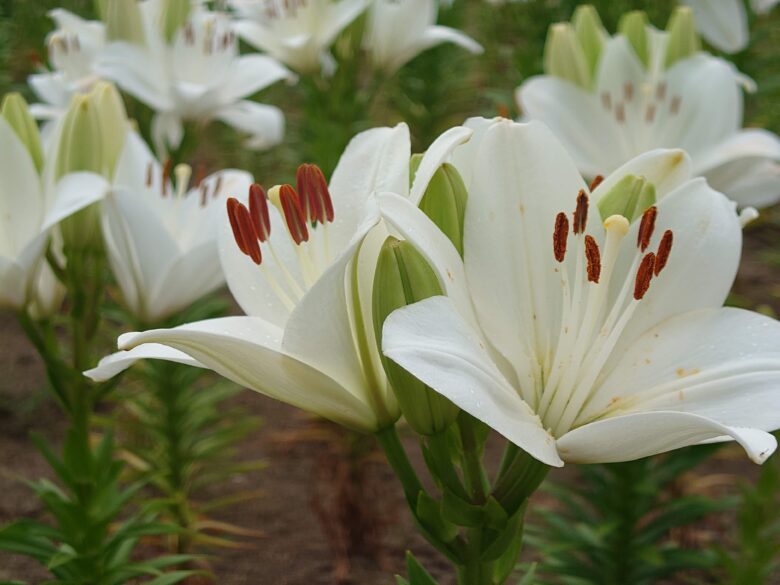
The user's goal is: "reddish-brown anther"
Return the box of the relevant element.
[637,206,658,252]
[573,190,589,234]
[584,235,601,283]
[634,253,656,300]
[589,175,604,192]
[234,203,263,265]
[145,162,154,188]
[248,184,271,242]
[227,198,249,256]
[296,163,334,225]
[553,212,569,263]
[162,158,173,197]
[654,230,673,276]
[279,184,309,245]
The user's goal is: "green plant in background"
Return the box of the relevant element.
[717,443,780,584]
[525,445,728,585]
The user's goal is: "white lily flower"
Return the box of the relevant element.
[380,117,780,467]
[517,21,780,208]
[86,123,473,432]
[682,0,778,53]
[28,9,106,124]
[0,117,109,311]
[97,3,292,153]
[230,0,369,74]
[102,131,253,323]
[364,0,483,74]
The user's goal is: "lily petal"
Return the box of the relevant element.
[408,125,473,206]
[592,149,692,202]
[213,101,285,150]
[683,0,749,53]
[84,343,205,381]
[220,55,294,104]
[558,411,775,464]
[42,172,110,231]
[383,296,563,467]
[118,316,378,431]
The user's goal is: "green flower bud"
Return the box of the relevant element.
[597,174,656,223]
[544,22,591,89]
[56,94,103,179]
[104,0,145,44]
[618,10,651,68]
[1,93,44,172]
[373,237,459,436]
[665,7,700,69]
[92,82,128,179]
[159,0,192,44]
[418,163,468,257]
[56,95,104,251]
[572,5,607,78]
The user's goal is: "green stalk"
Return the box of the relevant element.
[376,425,425,508]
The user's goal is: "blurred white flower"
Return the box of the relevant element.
[87,122,472,432]
[102,131,253,323]
[364,0,483,73]
[230,0,369,74]
[380,117,780,468]
[97,2,292,153]
[28,9,106,123]
[0,116,108,312]
[517,8,780,208]
[682,0,778,53]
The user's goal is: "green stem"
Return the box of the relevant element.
[459,415,488,503]
[376,425,425,508]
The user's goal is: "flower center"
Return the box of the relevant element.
[600,81,682,127]
[262,0,309,20]
[537,185,673,437]
[48,32,95,87]
[226,163,335,311]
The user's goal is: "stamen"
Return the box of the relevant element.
[248,183,272,242]
[656,82,667,100]
[296,163,334,224]
[228,198,263,265]
[634,253,656,300]
[212,174,223,198]
[584,235,601,283]
[601,92,612,110]
[623,82,634,102]
[145,162,154,187]
[637,205,657,252]
[645,104,656,123]
[162,158,173,197]
[654,230,673,276]
[615,102,625,123]
[227,198,250,256]
[278,184,309,245]
[553,212,569,262]
[573,190,589,235]
[589,175,604,192]
[670,95,682,114]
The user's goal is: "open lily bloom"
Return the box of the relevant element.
[86,122,473,432]
[28,9,106,123]
[97,4,292,152]
[381,117,780,468]
[364,0,483,74]
[0,117,109,311]
[683,0,778,53]
[230,0,368,74]
[103,131,253,323]
[516,14,780,208]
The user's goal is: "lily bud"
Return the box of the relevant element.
[56,94,104,251]
[665,7,700,69]
[56,94,103,179]
[417,163,468,256]
[373,237,459,436]
[544,22,591,89]
[92,82,129,179]
[1,93,43,172]
[572,5,607,77]
[159,0,192,44]
[618,10,650,68]
[597,174,656,223]
[104,0,145,44]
